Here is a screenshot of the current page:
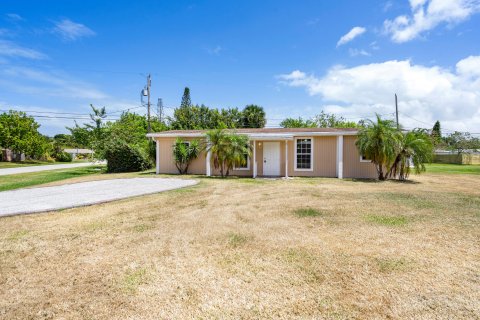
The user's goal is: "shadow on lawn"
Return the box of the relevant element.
[349,178,421,184]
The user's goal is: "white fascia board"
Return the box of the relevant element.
[146,133,205,138]
[146,130,358,139]
[248,134,294,140]
[295,131,358,136]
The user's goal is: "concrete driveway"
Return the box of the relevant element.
[0,178,197,217]
[0,162,103,176]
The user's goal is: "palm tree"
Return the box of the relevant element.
[172,138,200,174]
[224,134,251,176]
[356,114,402,180]
[387,129,433,181]
[205,129,251,178]
[241,105,266,128]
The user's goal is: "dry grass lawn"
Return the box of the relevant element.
[0,172,479,319]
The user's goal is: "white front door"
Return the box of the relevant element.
[263,142,281,176]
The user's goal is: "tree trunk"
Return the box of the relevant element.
[377,164,385,180]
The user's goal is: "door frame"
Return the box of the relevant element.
[262,142,281,176]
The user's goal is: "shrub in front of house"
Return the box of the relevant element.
[104,141,152,173]
[55,151,73,162]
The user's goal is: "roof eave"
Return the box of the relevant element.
[146,130,358,139]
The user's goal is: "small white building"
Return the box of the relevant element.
[64,148,94,159]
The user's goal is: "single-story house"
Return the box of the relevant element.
[146,128,377,179]
[64,148,94,159]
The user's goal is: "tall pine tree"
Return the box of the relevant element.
[431,120,441,146]
[180,87,191,108]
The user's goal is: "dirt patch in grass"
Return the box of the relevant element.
[0,174,479,319]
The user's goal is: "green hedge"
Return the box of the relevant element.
[105,142,152,173]
[55,151,73,162]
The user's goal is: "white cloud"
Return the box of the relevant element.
[277,56,480,132]
[337,27,367,47]
[0,40,47,59]
[383,1,394,12]
[207,45,223,55]
[349,48,371,57]
[1,66,108,100]
[53,19,95,41]
[5,13,23,22]
[384,0,480,43]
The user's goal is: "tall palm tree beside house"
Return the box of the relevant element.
[205,129,251,178]
[224,133,252,176]
[172,138,200,174]
[387,129,433,181]
[356,115,402,180]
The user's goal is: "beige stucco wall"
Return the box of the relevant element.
[155,135,377,179]
[342,135,377,179]
[156,137,207,175]
[285,136,337,177]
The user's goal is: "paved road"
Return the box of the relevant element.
[0,162,103,176]
[0,178,197,217]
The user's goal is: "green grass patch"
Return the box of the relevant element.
[0,160,56,169]
[380,192,437,209]
[0,166,104,191]
[456,194,480,211]
[122,267,148,293]
[294,207,323,217]
[365,214,408,226]
[282,248,323,283]
[375,257,410,272]
[7,230,29,241]
[132,223,153,233]
[425,163,480,175]
[227,232,249,248]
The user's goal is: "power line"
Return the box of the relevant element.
[398,112,480,134]
[0,109,92,116]
[107,106,145,115]
[30,115,120,120]
[1,106,145,117]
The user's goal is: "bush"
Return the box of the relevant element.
[55,151,73,162]
[105,142,152,173]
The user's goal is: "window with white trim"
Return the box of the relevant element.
[360,154,372,162]
[295,138,312,170]
[234,151,250,170]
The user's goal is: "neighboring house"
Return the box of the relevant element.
[1,149,25,162]
[147,128,377,179]
[64,148,94,159]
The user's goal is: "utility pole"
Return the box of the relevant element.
[157,98,163,123]
[146,74,151,133]
[395,93,399,129]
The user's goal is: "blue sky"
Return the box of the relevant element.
[1,0,480,135]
